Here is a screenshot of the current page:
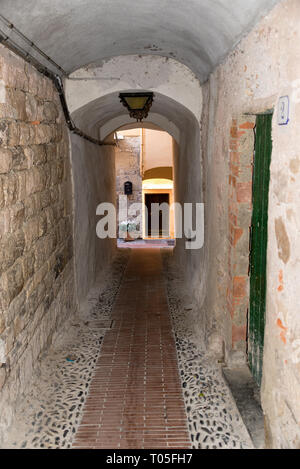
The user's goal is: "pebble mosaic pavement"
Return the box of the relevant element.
[2,251,129,449]
[163,251,253,449]
[2,247,253,449]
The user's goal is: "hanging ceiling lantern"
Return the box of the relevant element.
[119,92,154,122]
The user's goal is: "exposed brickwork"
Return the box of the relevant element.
[73,248,190,449]
[0,45,75,439]
[227,117,255,352]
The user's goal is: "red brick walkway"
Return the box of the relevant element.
[73,248,191,449]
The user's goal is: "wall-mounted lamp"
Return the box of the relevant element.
[124,181,133,195]
[119,92,154,122]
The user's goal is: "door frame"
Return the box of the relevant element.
[142,188,174,239]
[227,111,273,382]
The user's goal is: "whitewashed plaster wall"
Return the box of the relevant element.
[0,0,280,82]
[65,55,202,122]
[70,134,116,309]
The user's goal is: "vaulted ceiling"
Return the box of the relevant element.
[0,0,279,82]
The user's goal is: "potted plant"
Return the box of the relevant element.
[119,219,138,241]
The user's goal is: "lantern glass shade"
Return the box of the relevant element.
[119,92,154,122]
[123,96,149,110]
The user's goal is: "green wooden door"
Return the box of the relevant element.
[248,113,273,386]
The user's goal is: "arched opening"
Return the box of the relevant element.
[68,86,205,328]
[114,127,175,242]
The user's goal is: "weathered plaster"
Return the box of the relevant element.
[100,113,180,144]
[66,55,203,122]
[0,0,279,82]
[70,134,115,308]
[67,56,205,331]
[201,0,300,448]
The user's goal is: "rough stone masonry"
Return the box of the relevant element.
[115,136,143,237]
[0,44,75,443]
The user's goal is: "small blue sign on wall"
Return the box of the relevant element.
[278,96,290,125]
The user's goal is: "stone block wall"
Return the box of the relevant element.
[0,45,75,440]
[115,137,142,237]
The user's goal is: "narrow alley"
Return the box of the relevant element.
[0,0,300,451]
